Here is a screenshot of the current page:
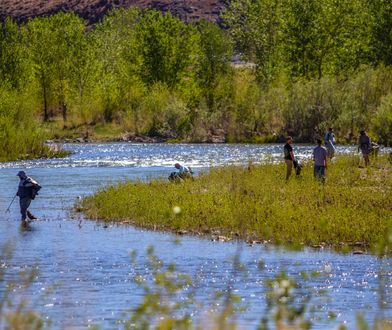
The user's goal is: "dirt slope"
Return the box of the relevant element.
[0,0,225,25]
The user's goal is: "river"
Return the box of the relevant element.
[0,143,391,329]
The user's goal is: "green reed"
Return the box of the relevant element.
[82,155,392,252]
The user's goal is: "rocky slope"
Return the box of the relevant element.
[0,0,225,25]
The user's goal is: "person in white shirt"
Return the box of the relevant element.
[169,163,193,181]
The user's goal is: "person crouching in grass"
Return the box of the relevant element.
[313,138,328,182]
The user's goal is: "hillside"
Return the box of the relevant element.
[0,0,225,24]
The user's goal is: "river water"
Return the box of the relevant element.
[0,143,391,329]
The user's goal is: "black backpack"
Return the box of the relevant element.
[31,184,42,200]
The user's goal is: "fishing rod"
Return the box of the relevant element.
[5,195,16,213]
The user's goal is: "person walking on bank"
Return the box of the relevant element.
[313,138,328,182]
[16,171,41,222]
[283,136,295,180]
[358,130,372,167]
[324,127,336,159]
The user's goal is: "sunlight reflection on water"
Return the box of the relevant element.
[0,142,373,169]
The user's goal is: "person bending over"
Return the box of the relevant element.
[168,163,193,182]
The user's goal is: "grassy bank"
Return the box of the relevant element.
[81,155,392,252]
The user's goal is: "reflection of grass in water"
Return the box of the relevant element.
[1,242,390,329]
[122,246,316,330]
[82,155,392,253]
[0,243,48,330]
[121,246,392,330]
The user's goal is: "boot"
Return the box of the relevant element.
[27,211,37,220]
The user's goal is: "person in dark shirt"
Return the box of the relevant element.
[16,171,41,222]
[283,136,295,180]
[358,130,371,167]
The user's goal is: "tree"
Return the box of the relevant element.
[23,17,56,121]
[222,0,283,86]
[281,0,372,79]
[136,10,200,88]
[197,20,233,110]
[24,12,87,123]
[368,0,392,66]
[372,93,392,145]
[0,18,30,90]
[90,7,142,123]
[48,13,87,123]
[281,0,320,79]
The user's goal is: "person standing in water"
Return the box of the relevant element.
[16,171,41,222]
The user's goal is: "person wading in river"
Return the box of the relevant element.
[16,170,41,223]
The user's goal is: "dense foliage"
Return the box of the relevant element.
[1,1,392,159]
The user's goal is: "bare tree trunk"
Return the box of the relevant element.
[61,97,67,122]
[41,72,49,122]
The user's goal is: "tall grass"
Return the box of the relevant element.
[82,155,392,252]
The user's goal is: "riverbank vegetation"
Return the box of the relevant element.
[81,155,392,253]
[0,87,69,161]
[1,1,392,156]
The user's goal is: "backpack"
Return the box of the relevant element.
[31,184,42,200]
[293,160,302,176]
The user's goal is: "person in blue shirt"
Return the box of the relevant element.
[324,127,336,159]
[313,139,328,182]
